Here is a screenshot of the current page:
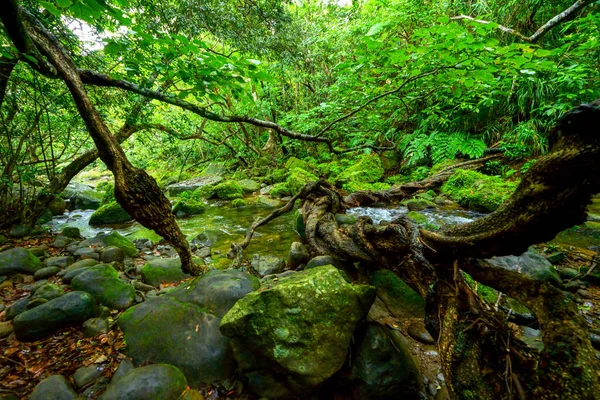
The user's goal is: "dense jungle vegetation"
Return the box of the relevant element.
[1,0,600,399]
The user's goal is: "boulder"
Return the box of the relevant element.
[32,283,64,301]
[30,375,79,400]
[237,179,260,194]
[71,265,135,310]
[487,247,562,286]
[166,175,223,197]
[61,227,81,239]
[140,258,189,287]
[213,181,243,200]
[250,254,285,277]
[220,266,375,398]
[172,200,206,217]
[350,323,422,399]
[74,364,105,389]
[406,199,435,211]
[5,298,29,321]
[89,201,133,225]
[52,236,74,248]
[34,266,61,280]
[0,247,41,276]
[58,258,98,278]
[190,230,221,248]
[287,242,309,269]
[83,317,110,337]
[45,256,73,269]
[371,269,425,319]
[99,364,187,400]
[79,232,138,257]
[13,291,97,341]
[231,198,247,209]
[62,182,103,210]
[100,246,125,264]
[9,224,33,238]
[48,197,67,216]
[118,270,259,386]
[254,195,281,208]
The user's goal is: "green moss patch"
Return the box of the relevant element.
[89,201,132,225]
[213,181,243,200]
[333,155,384,186]
[441,169,518,212]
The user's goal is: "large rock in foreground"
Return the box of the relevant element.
[220,265,376,398]
[100,364,187,400]
[140,258,189,287]
[13,291,97,341]
[71,265,135,310]
[0,247,41,276]
[30,375,79,400]
[118,270,259,387]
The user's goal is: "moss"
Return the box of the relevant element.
[462,272,498,304]
[172,200,206,216]
[89,201,132,225]
[441,169,518,212]
[213,181,243,200]
[407,211,428,225]
[264,168,289,185]
[342,181,391,192]
[232,198,247,209]
[333,155,384,186]
[429,159,459,176]
[102,231,138,257]
[284,157,314,173]
[101,184,115,206]
[286,168,319,194]
[192,185,217,200]
[237,179,260,194]
[384,175,411,185]
[270,182,291,198]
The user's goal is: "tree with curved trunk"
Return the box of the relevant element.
[0,1,201,275]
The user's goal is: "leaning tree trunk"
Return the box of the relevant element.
[231,100,600,399]
[0,3,200,275]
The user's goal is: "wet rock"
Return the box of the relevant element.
[133,281,154,292]
[61,227,81,239]
[45,256,74,269]
[89,201,133,225]
[195,246,211,259]
[237,179,260,194]
[9,224,32,238]
[79,231,138,257]
[287,242,309,270]
[0,247,42,276]
[119,270,259,386]
[34,266,61,280]
[30,375,79,400]
[220,266,375,398]
[559,267,579,280]
[191,230,222,248]
[81,377,109,399]
[27,298,48,310]
[406,199,435,212]
[250,254,285,277]
[5,298,29,320]
[28,245,48,258]
[33,283,64,301]
[372,270,425,319]
[48,197,67,216]
[166,174,223,196]
[13,291,97,341]
[111,358,134,383]
[83,317,110,337]
[62,182,103,210]
[74,364,105,389]
[0,321,14,338]
[58,258,99,278]
[407,321,435,344]
[306,255,341,270]
[335,214,357,225]
[350,323,423,399]
[172,200,206,217]
[140,257,189,287]
[546,251,566,265]
[133,238,153,250]
[72,265,135,310]
[99,364,187,400]
[74,247,100,260]
[100,246,125,264]
[487,247,562,286]
[254,195,281,208]
[62,266,96,283]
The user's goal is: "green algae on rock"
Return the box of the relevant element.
[89,201,133,225]
[441,169,518,212]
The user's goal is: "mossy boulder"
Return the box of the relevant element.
[61,227,81,239]
[220,265,376,398]
[119,270,259,386]
[287,168,319,194]
[237,179,260,194]
[0,247,42,276]
[371,270,425,318]
[13,291,97,342]
[140,258,189,287]
[62,182,104,210]
[71,265,135,310]
[254,195,282,208]
[79,231,138,257]
[269,182,291,198]
[333,155,384,186]
[99,364,187,400]
[231,198,247,209]
[89,201,133,225]
[441,169,518,212]
[172,200,206,217]
[342,181,391,193]
[284,157,314,173]
[213,181,243,200]
[406,199,435,211]
[407,211,428,225]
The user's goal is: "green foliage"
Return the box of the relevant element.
[270,182,291,198]
[481,161,504,176]
[520,159,536,174]
[287,168,319,194]
[441,169,518,212]
[100,184,116,206]
[342,181,391,192]
[333,155,384,186]
[400,132,487,167]
[213,181,244,200]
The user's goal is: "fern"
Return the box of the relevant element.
[400,131,486,166]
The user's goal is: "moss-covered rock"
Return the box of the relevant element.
[220,265,376,398]
[406,199,435,211]
[333,155,384,186]
[441,169,518,212]
[237,179,260,194]
[213,181,243,200]
[172,200,206,217]
[254,195,282,208]
[371,269,425,318]
[61,227,81,239]
[62,182,104,210]
[0,247,42,276]
[89,201,132,225]
[342,181,391,193]
[287,168,318,194]
[36,209,53,225]
[407,211,428,225]
[231,198,247,209]
[79,232,138,257]
[141,258,189,287]
[100,364,187,400]
[284,157,314,172]
[269,182,291,198]
[71,265,135,310]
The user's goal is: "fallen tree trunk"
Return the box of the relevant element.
[232,100,600,398]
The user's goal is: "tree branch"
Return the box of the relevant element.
[451,0,595,43]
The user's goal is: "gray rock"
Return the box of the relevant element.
[33,283,64,301]
[9,224,32,238]
[335,213,357,225]
[237,179,260,194]
[83,317,110,337]
[79,232,138,257]
[306,255,340,270]
[140,257,189,288]
[133,281,154,292]
[30,375,78,400]
[195,246,211,259]
[254,195,281,208]
[190,230,222,248]
[487,247,562,286]
[62,182,103,210]
[350,323,423,399]
[99,364,187,400]
[406,199,435,211]
[28,245,48,258]
[74,247,100,260]
[58,258,98,278]
[62,267,93,283]
[14,291,97,341]
[119,270,259,386]
[48,197,67,216]
[81,377,109,399]
[100,246,125,263]
[287,242,309,270]
[74,364,105,389]
[0,321,14,338]
[45,256,74,269]
[251,254,285,277]
[0,247,42,276]
[111,358,134,383]
[133,238,153,250]
[34,266,61,280]
[71,265,135,310]
[5,298,29,321]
